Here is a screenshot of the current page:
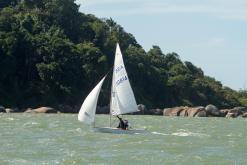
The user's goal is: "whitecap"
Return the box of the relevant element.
[151,131,169,136]
[226,133,234,137]
[172,132,192,137]
[67,128,86,135]
[171,131,209,137]
[22,122,39,128]
[6,117,15,121]
[74,128,82,133]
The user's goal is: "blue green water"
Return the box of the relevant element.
[0,114,246,165]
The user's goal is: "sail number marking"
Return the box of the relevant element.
[116,76,128,86]
[115,65,124,73]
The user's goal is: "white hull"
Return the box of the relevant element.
[93,127,147,134]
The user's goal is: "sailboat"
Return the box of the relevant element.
[78,43,146,134]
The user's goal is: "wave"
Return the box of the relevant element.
[151,132,169,136]
[22,122,39,128]
[151,130,209,137]
[6,117,15,121]
[171,131,209,137]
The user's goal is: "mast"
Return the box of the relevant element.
[109,83,112,127]
[109,54,115,128]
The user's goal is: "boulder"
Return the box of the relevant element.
[233,106,247,113]
[226,112,238,118]
[179,108,189,117]
[205,104,220,116]
[229,108,243,116]
[137,104,147,114]
[25,107,58,113]
[163,107,187,116]
[0,106,5,113]
[163,106,207,117]
[194,107,207,117]
[24,108,33,113]
[242,112,247,118]
[219,109,229,117]
[187,107,206,117]
[195,110,207,117]
[225,108,243,118]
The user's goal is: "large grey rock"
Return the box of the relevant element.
[195,110,207,117]
[205,104,220,116]
[135,104,162,115]
[219,109,229,117]
[137,104,147,114]
[193,107,207,117]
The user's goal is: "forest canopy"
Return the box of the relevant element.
[0,0,245,111]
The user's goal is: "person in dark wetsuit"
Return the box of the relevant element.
[116,115,129,130]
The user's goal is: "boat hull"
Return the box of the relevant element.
[93,127,147,134]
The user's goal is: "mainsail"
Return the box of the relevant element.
[78,76,106,124]
[110,43,138,115]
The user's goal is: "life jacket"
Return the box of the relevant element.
[118,119,128,129]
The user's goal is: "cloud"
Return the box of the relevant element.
[77,0,247,20]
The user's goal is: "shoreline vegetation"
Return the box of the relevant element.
[1,104,247,118]
[1,0,247,111]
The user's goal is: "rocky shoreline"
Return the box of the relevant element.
[1,104,247,118]
[162,105,247,118]
[136,104,247,118]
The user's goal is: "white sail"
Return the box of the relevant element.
[110,43,138,115]
[78,76,106,124]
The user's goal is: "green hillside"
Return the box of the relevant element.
[0,0,244,110]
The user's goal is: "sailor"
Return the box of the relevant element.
[116,115,129,130]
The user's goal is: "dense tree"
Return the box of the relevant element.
[0,0,19,9]
[0,0,245,110]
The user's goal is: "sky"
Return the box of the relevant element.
[76,0,247,90]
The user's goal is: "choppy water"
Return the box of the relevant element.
[0,114,246,165]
